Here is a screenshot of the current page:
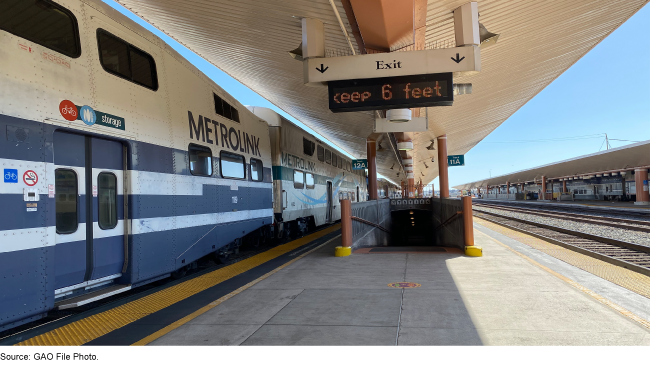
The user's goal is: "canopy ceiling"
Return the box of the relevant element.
[113,0,649,185]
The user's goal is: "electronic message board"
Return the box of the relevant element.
[328,73,453,113]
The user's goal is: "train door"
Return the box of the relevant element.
[356,186,360,202]
[326,181,333,223]
[53,131,125,290]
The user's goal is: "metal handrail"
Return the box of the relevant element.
[351,216,390,233]
[434,211,463,231]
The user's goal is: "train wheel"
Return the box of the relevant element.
[284,221,293,239]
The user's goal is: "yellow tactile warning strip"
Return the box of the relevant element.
[475,217,650,330]
[133,234,342,345]
[16,225,341,346]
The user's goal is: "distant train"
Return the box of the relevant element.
[0,0,366,331]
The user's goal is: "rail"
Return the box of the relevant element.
[351,216,390,233]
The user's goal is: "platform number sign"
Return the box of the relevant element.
[352,159,368,170]
[447,155,464,167]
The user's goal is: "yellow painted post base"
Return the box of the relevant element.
[465,246,483,257]
[335,246,352,257]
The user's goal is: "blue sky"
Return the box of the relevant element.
[104,1,648,188]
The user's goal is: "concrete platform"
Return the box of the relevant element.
[150,225,650,346]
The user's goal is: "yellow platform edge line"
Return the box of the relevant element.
[474,222,650,330]
[16,224,341,346]
[133,234,343,346]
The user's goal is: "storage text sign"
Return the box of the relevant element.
[329,73,453,113]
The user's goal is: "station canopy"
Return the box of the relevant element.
[454,140,650,190]
[114,0,648,185]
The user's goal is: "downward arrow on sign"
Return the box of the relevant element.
[316,64,329,73]
[451,53,465,63]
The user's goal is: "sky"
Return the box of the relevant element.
[104,1,649,188]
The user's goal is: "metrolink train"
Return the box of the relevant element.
[0,0,367,331]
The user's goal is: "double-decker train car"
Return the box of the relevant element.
[0,0,275,331]
[247,107,368,239]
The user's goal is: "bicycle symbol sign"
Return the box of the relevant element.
[59,100,78,121]
[23,170,38,186]
[4,169,18,183]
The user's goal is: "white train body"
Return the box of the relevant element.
[248,107,367,236]
[0,0,273,330]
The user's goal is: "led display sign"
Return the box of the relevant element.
[328,73,453,113]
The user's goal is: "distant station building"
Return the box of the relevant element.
[455,140,650,206]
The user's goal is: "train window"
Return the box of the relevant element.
[0,0,81,58]
[97,29,158,90]
[317,146,324,162]
[55,169,78,234]
[306,173,315,189]
[293,170,304,189]
[338,157,342,169]
[98,172,118,230]
[189,144,213,176]
[250,158,264,182]
[332,153,338,167]
[213,93,240,123]
[325,149,331,164]
[220,151,245,179]
[303,138,315,156]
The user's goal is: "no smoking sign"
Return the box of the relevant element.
[23,170,38,186]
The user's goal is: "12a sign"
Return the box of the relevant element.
[352,159,368,170]
[448,155,464,167]
[328,73,453,113]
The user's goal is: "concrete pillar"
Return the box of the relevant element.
[541,176,547,201]
[367,139,377,200]
[635,168,649,205]
[335,199,352,257]
[437,135,449,198]
[562,180,567,193]
[408,177,415,198]
[506,181,510,195]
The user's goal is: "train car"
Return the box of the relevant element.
[0,0,273,331]
[247,107,368,238]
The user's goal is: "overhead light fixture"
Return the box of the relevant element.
[479,22,499,48]
[426,140,435,151]
[431,157,435,163]
[424,162,429,169]
[421,172,425,177]
[386,109,411,123]
[397,141,413,150]
[390,163,395,170]
[288,43,303,61]
[377,142,384,151]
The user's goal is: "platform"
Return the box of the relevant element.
[10,220,650,346]
[476,198,650,212]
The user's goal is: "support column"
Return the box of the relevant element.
[335,199,352,256]
[635,168,649,205]
[462,196,481,257]
[541,176,547,201]
[437,135,449,198]
[367,139,377,200]
[563,180,567,193]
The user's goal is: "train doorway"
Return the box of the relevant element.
[326,181,333,223]
[53,131,126,291]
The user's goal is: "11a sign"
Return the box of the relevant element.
[448,155,464,167]
[352,159,368,170]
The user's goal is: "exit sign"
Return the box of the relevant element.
[352,159,368,170]
[328,73,453,113]
[448,155,464,166]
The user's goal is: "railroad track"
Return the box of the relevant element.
[474,203,650,233]
[473,200,650,219]
[473,209,650,277]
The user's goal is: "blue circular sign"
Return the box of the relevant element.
[79,105,96,126]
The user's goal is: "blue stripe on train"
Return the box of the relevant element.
[0,246,55,330]
[120,217,273,284]
[130,186,272,219]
